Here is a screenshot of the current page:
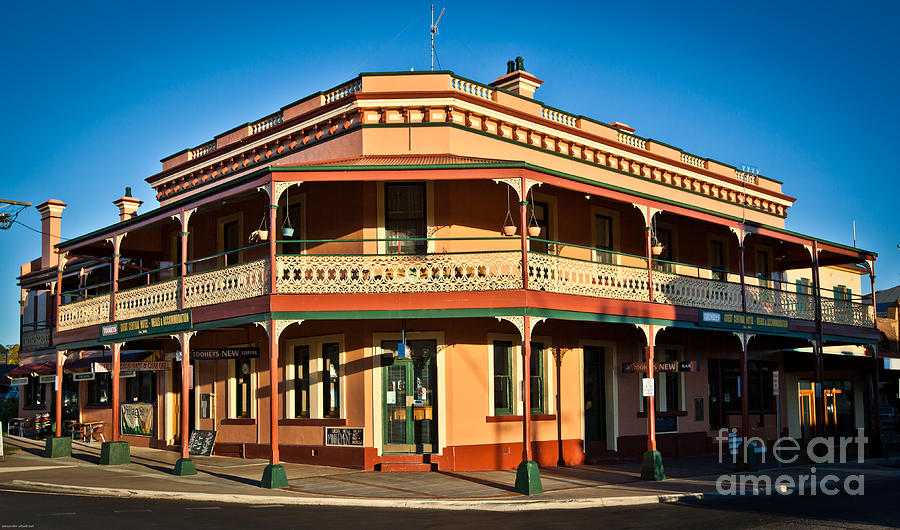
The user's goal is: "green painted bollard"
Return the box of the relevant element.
[641,450,665,481]
[514,460,543,495]
[260,464,288,489]
[100,441,130,465]
[173,457,197,476]
[44,436,72,458]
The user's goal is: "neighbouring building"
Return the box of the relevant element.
[12,59,882,475]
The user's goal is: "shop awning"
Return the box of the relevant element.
[64,350,153,372]
[5,361,55,378]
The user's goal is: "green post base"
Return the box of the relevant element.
[99,441,130,465]
[44,436,72,458]
[641,450,665,481]
[260,464,288,489]
[737,442,761,472]
[173,458,197,476]
[514,460,543,495]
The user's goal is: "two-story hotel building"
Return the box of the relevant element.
[14,60,881,483]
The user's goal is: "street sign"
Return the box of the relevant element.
[38,375,57,384]
[772,370,779,396]
[641,377,655,397]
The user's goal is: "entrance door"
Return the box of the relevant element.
[382,340,437,453]
[584,346,607,451]
[799,385,816,442]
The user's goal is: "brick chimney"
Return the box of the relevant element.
[113,187,142,221]
[490,56,543,99]
[35,199,66,269]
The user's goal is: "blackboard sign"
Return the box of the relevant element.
[325,427,364,447]
[188,429,217,456]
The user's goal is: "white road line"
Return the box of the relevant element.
[249,504,284,508]
[185,506,221,510]
[114,509,152,513]
[41,512,77,516]
[0,465,74,473]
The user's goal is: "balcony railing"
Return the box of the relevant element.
[55,237,875,332]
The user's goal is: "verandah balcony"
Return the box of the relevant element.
[56,236,875,333]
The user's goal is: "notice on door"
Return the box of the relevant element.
[641,378,655,397]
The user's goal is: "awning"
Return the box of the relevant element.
[65,350,153,372]
[5,361,55,378]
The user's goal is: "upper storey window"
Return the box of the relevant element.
[385,183,426,254]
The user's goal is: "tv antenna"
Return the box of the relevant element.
[0,199,31,230]
[430,4,445,71]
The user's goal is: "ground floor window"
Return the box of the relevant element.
[229,358,254,419]
[292,344,310,418]
[87,373,111,405]
[708,359,776,430]
[530,342,545,414]
[322,342,341,418]
[493,340,513,415]
[285,337,344,419]
[125,372,156,403]
[24,376,44,407]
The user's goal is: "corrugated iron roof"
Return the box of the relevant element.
[281,154,514,167]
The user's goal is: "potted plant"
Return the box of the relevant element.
[503,224,517,236]
[651,241,665,257]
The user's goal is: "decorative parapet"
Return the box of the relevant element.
[183,258,269,308]
[541,107,576,127]
[58,294,111,332]
[276,252,522,294]
[189,141,216,161]
[680,153,706,169]
[250,113,283,135]
[617,131,647,150]
[21,328,52,352]
[450,77,493,100]
[735,170,759,185]
[115,279,180,321]
[325,79,362,104]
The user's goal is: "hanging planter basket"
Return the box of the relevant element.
[282,227,295,238]
[282,186,295,238]
[651,244,665,257]
[501,186,517,236]
[502,224,517,236]
[528,225,542,237]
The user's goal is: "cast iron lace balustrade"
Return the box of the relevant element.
[58,294,111,332]
[821,298,874,328]
[115,279,180,321]
[651,270,742,311]
[744,285,815,321]
[276,252,522,294]
[527,253,651,302]
[183,258,270,308]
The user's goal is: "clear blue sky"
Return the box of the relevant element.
[1,1,897,344]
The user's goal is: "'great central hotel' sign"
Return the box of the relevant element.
[101,310,192,341]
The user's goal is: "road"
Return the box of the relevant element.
[0,475,898,529]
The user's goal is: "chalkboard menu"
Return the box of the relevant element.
[188,429,218,456]
[325,427,364,447]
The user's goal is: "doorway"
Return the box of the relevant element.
[381,340,437,453]
[584,345,607,452]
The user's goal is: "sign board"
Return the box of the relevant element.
[39,375,57,384]
[698,310,789,332]
[191,348,260,360]
[73,372,95,381]
[100,310,191,341]
[772,370,780,396]
[188,429,217,456]
[325,427,364,447]
[120,371,136,379]
[121,402,154,437]
[200,393,213,419]
[9,377,27,386]
[641,378,655,397]
[94,361,169,372]
[622,361,700,373]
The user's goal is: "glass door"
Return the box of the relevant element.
[799,381,816,442]
[382,340,437,453]
[584,346,606,451]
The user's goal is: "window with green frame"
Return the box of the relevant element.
[493,340,513,415]
[530,342,544,413]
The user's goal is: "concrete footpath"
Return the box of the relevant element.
[1,435,898,511]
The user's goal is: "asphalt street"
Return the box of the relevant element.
[0,475,898,529]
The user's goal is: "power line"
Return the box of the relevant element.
[12,219,71,241]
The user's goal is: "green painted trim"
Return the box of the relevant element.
[193,313,271,330]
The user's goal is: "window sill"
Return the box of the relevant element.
[220,418,256,426]
[84,404,112,409]
[637,410,687,418]
[486,414,557,423]
[279,418,347,427]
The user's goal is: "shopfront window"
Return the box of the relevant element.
[293,345,310,418]
[24,376,44,407]
[125,372,157,403]
[322,342,340,418]
[530,342,545,413]
[234,358,252,418]
[87,373,111,405]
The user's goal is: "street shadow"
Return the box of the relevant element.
[200,469,261,487]
[434,470,517,493]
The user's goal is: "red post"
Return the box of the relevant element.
[519,178,529,290]
[179,210,188,309]
[740,335,750,440]
[739,231,747,313]
[111,342,121,442]
[111,236,120,322]
[522,316,533,462]
[646,325,657,452]
[811,241,826,437]
[269,182,278,294]
[269,323,280,465]
[180,332,191,460]
[869,261,883,455]
[55,349,64,437]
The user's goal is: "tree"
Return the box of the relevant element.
[1,344,19,365]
